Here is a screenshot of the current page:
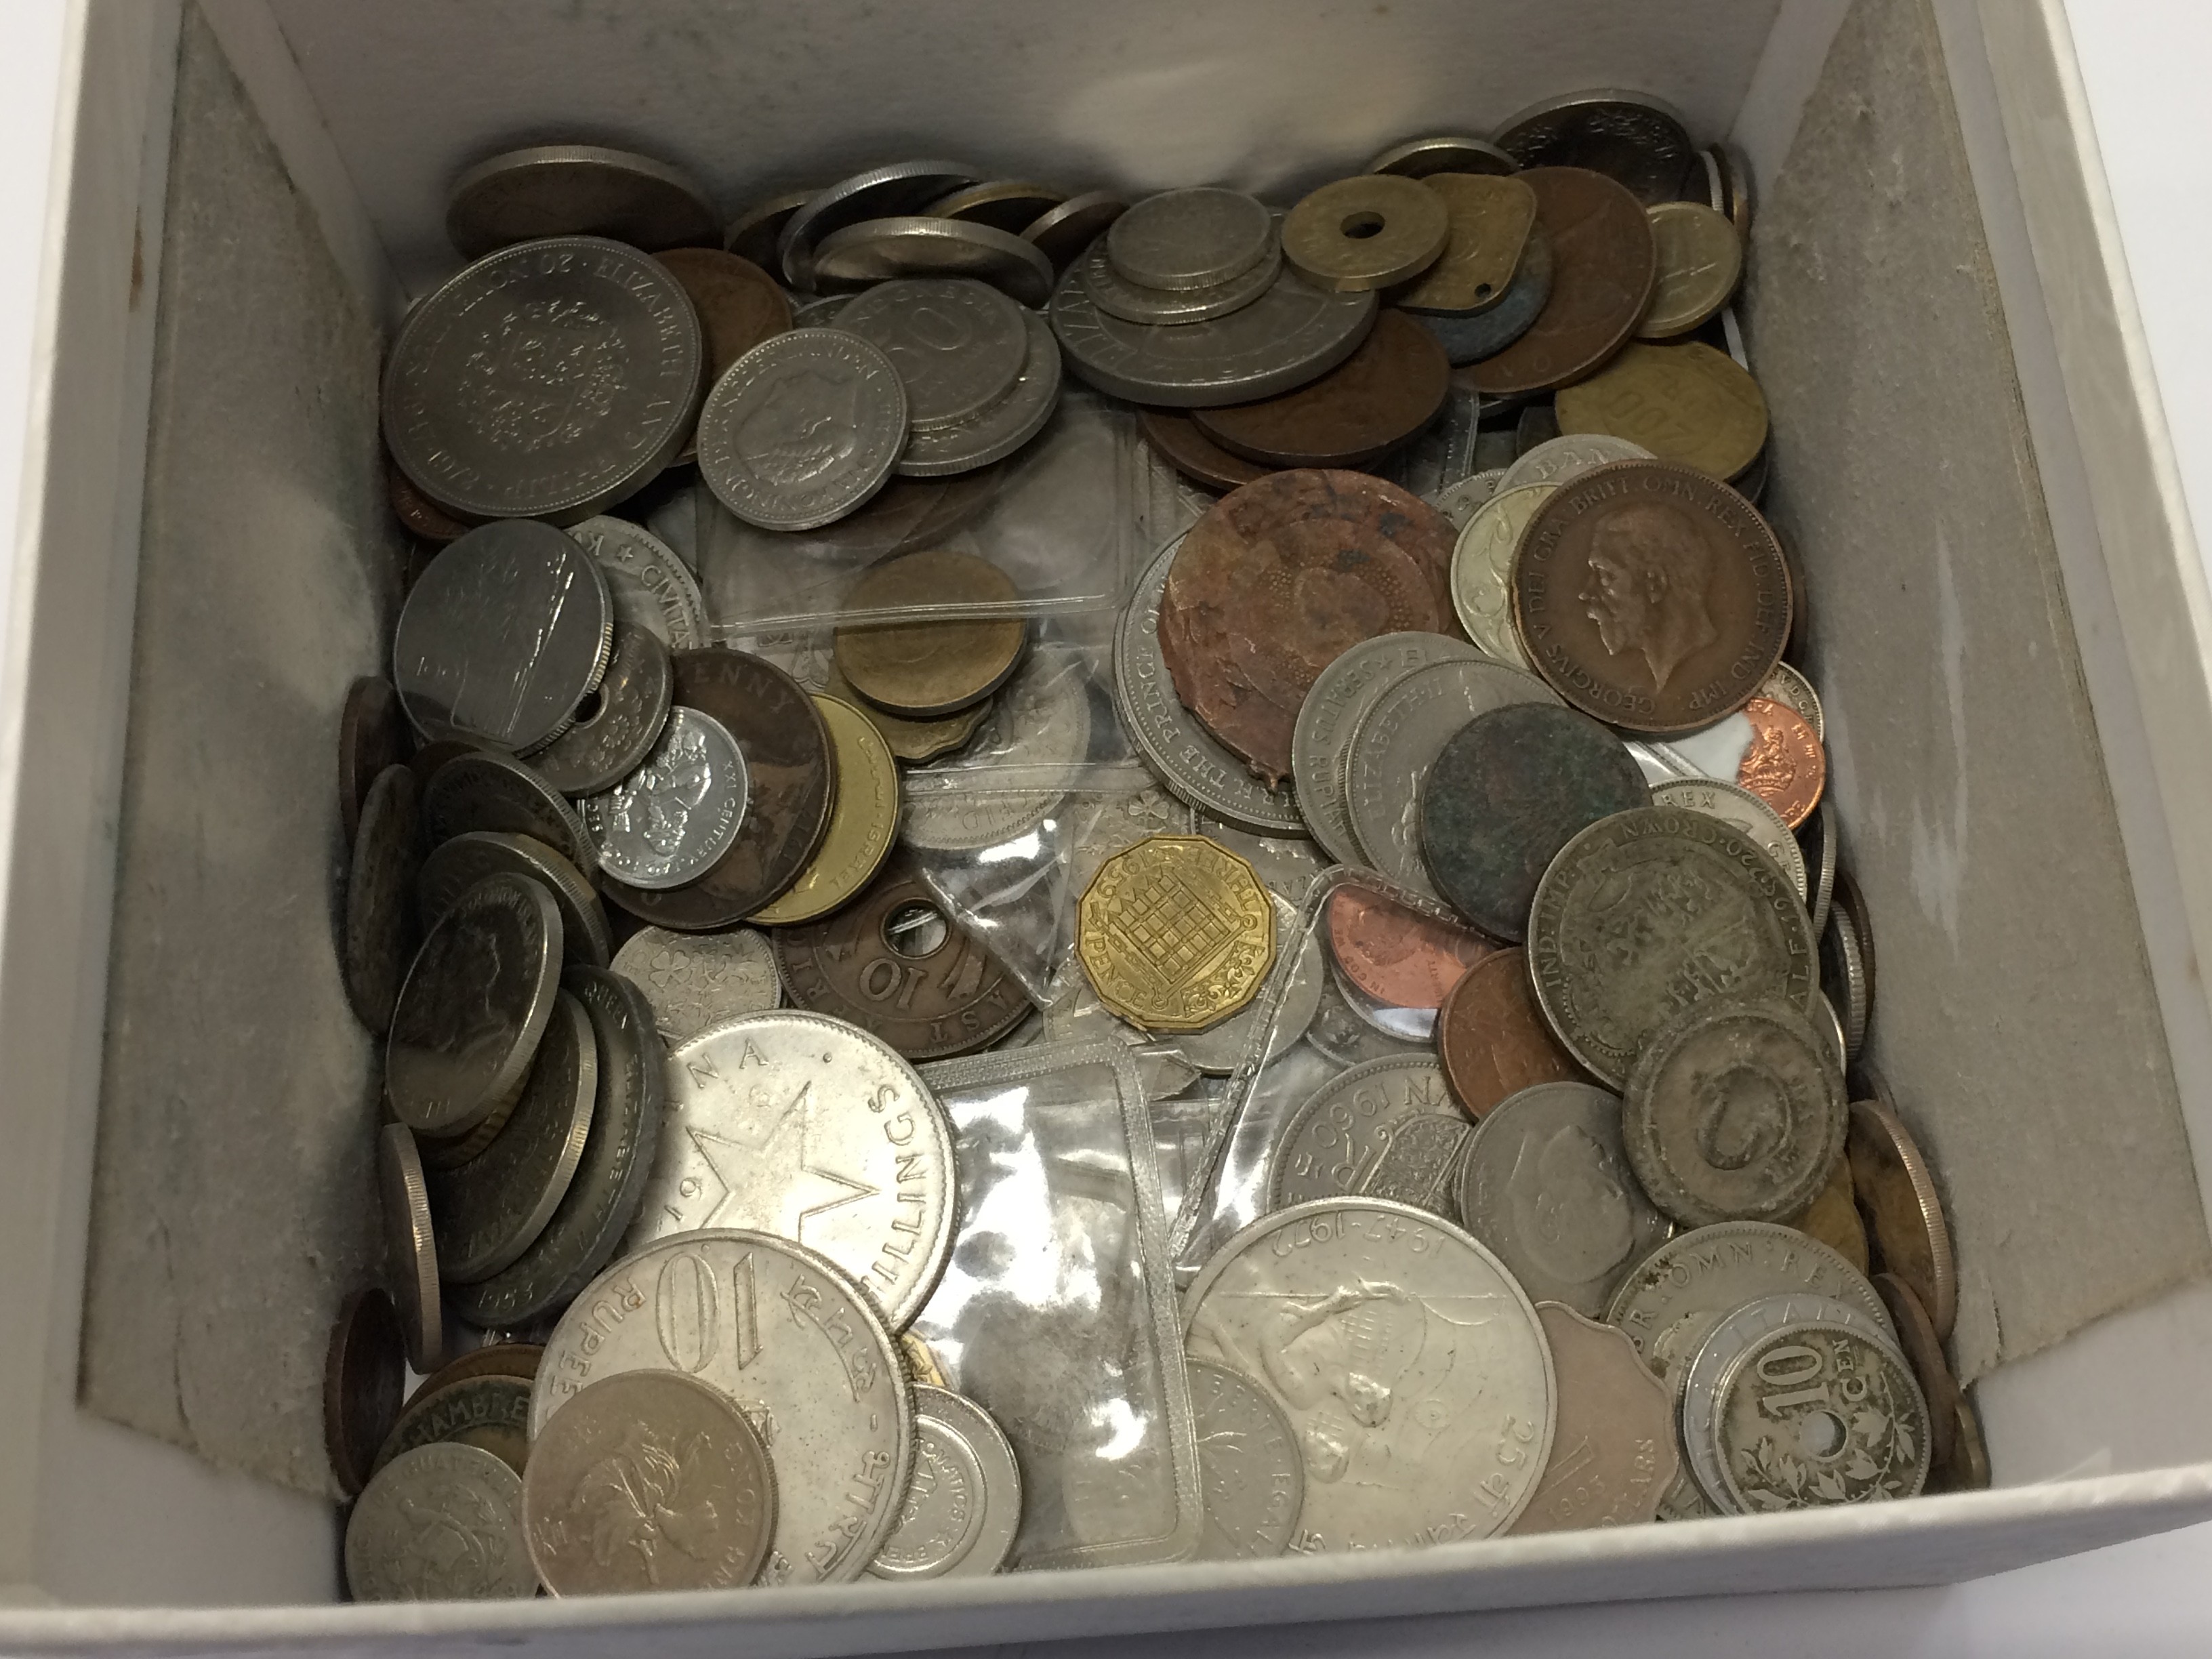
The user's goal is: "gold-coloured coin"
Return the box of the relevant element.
[834,548,1026,718]
[900,1330,949,1389]
[1635,201,1742,340]
[1077,834,1275,1033]
[749,695,899,926]
[1281,175,1450,293]
[1784,1153,1868,1274]
[1554,341,1767,480]
[824,657,989,763]
[1397,173,1537,315]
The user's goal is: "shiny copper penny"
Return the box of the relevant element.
[1160,470,1458,785]
[1512,460,1790,735]
[1848,1095,1957,1340]
[1139,408,1272,492]
[1464,167,1657,397]
[1435,948,1584,1118]
[324,1288,407,1496]
[339,676,413,848]
[1191,310,1451,470]
[1736,695,1826,828]
[1324,884,1494,1010]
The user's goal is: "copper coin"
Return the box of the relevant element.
[1736,695,1825,828]
[387,455,474,544]
[340,676,413,848]
[833,549,1027,718]
[773,860,1031,1058]
[1021,190,1128,271]
[1464,167,1656,397]
[1160,470,1458,786]
[325,1288,407,1497]
[1512,460,1790,735]
[599,650,835,930]
[1139,408,1272,492]
[1848,1095,1957,1340]
[1324,884,1494,1010]
[403,1343,544,1412]
[1435,948,1585,1118]
[1786,1152,1869,1274]
[1190,310,1450,470]
[1872,1273,1960,1477]
[805,465,1010,561]
[653,248,792,387]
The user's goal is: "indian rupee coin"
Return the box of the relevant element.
[1648,776,1808,902]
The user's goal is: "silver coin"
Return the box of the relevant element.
[1650,777,1809,901]
[1291,632,1481,867]
[779,159,983,289]
[1367,134,1519,178]
[1174,900,1323,1076]
[424,747,598,878]
[1108,188,1274,292]
[697,329,909,531]
[629,1010,956,1328]
[343,764,422,1035]
[894,310,1062,478]
[1345,656,1560,895]
[791,294,853,326]
[344,1442,534,1602]
[1713,1319,1930,1511]
[1050,262,1377,409]
[393,521,613,755]
[910,1387,1023,1577]
[1498,434,1655,492]
[1187,1357,1303,1560]
[568,515,709,651]
[1824,903,1871,1061]
[1022,190,1131,270]
[867,1403,987,1579]
[1494,88,1697,204]
[1450,483,1554,670]
[378,1124,444,1374]
[1080,233,1283,326]
[533,1229,914,1585]
[814,218,1054,308]
[1196,821,1327,909]
[725,187,814,268]
[1183,1197,1555,1547]
[833,277,1028,430]
[445,143,717,259]
[1412,222,1553,365]
[578,706,748,891]
[903,651,1091,851]
[610,924,782,1045]
[1267,1055,1458,1213]
[418,830,613,968]
[1304,966,1426,1067]
[1807,798,1839,939]
[527,622,673,798]
[1761,661,1826,741]
[929,180,1069,234]
[1814,989,1849,1071]
[383,237,703,521]
[1456,1082,1673,1317]
[1427,468,1508,531]
[1116,539,1304,834]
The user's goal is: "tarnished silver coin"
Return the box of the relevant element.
[725,188,814,269]
[1080,232,1284,326]
[1267,1056,1460,1213]
[1412,224,1553,365]
[791,294,853,327]
[630,1010,956,1328]
[1807,798,1839,939]
[1824,903,1870,1061]
[445,143,718,258]
[423,747,598,879]
[1174,900,1324,1075]
[418,830,612,968]
[895,312,1063,478]
[834,277,1029,429]
[579,706,747,891]
[610,924,782,1046]
[1715,1319,1930,1511]
[779,159,983,289]
[379,1124,444,1374]
[343,764,422,1035]
[907,1388,1022,1578]
[1184,1197,1555,1548]
[533,1229,914,1585]
[393,520,613,756]
[1449,481,1553,668]
[1456,1081,1672,1317]
[569,515,710,651]
[1108,188,1274,292]
[1649,777,1808,901]
[1494,89,1697,203]
[903,650,1091,851]
[697,329,909,530]
[1022,190,1130,270]
[1498,433,1654,492]
[528,623,672,798]
[1367,135,1518,178]
[1187,1357,1303,1560]
[383,237,703,522]
[814,218,1055,308]
[1305,968,1427,1068]
[1427,468,1508,531]
[867,1389,991,1580]
[344,1442,534,1602]
[1291,632,1481,867]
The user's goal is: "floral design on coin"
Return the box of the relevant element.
[1187,1357,1304,1560]
[1079,835,1277,1033]
[580,707,747,890]
[1269,1056,1469,1219]
[344,1443,535,1602]
[697,329,908,531]
[610,925,781,1046]
[1717,1322,1929,1511]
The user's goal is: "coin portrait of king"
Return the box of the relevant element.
[1578,501,1719,691]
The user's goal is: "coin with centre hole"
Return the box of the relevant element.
[1436,948,1586,1119]
[750,695,899,926]
[422,745,599,879]
[346,1443,533,1602]
[445,143,717,258]
[579,705,747,892]
[815,218,1056,308]
[698,330,908,531]
[325,1288,407,1498]
[1398,174,1538,315]
[1465,169,1657,397]
[1109,187,1274,291]
[1192,309,1450,470]
[379,1126,443,1374]
[1637,201,1744,340]
[1282,175,1450,293]
[1187,1357,1303,1561]
[1556,340,1768,480]
[1715,1321,1929,1511]
[834,550,1026,717]
[1022,190,1129,271]
[1494,90,1696,205]
[568,514,710,651]
[528,623,673,798]
[344,764,423,1035]
[417,831,611,968]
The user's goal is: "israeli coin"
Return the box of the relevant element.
[1428,468,1507,531]
[579,706,748,891]
[1399,174,1538,314]
[1109,188,1274,291]
[392,520,613,754]
[379,1126,444,1374]
[697,330,908,531]
[422,745,599,879]
[1849,1095,1958,1340]
[901,649,1091,851]
[1435,948,1586,1118]
[445,143,716,258]
[751,696,899,926]
[1184,1197,1556,1547]
[815,217,1054,307]
[1494,90,1696,203]
[1021,190,1129,270]
[1449,483,1553,668]
[1507,1303,1677,1533]
[1637,201,1744,339]
[1267,1055,1460,1214]
[630,1010,956,1326]
[1192,309,1450,470]
[339,676,411,847]
[419,831,612,969]
[1498,433,1655,493]
[1556,340,1768,481]
[725,188,814,269]
[325,1288,407,1497]
[384,238,703,521]
[1456,1081,1671,1315]
[1715,1322,1929,1510]
[569,514,710,651]
[833,278,1028,429]
[345,1443,533,1602]
[1416,222,1553,365]
[533,1229,915,1584]
[1081,232,1283,326]
[528,622,673,798]
[1079,835,1277,1033]
[525,1370,777,1593]
[1282,175,1450,293]
[1649,776,1808,901]
[1292,632,1479,865]
[1187,1357,1303,1560]
[1465,169,1656,396]
[779,159,983,289]
[930,179,1067,234]
[893,311,1063,478]
[344,764,422,1035]
[1367,135,1518,178]
[611,925,782,1046]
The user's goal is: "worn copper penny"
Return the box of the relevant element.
[1160,470,1458,786]
[599,649,835,930]
[1507,1303,1677,1534]
[1736,695,1826,828]
[387,455,474,544]
[1191,310,1450,470]
[1324,884,1494,1010]
[1872,1273,1961,1479]
[1139,408,1271,492]
[325,1288,407,1497]
[404,1343,544,1412]
[1464,167,1656,398]
[1435,948,1586,1118]
[1513,461,1790,735]
[1848,1094,1957,1340]
[340,677,413,847]
[653,248,792,386]
[834,549,1027,718]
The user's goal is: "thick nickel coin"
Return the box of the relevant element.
[1184,1197,1555,1547]
[1435,948,1586,1118]
[1187,1357,1303,1561]
[1449,483,1553,668]
[525,1370,777,1593]
[371,1372,532,1480]
[393,521,613,755]
[1079,835,1276,1034]
[889,1388,1022,1578]
[1848,1094,1957,1340]
[1080,232,1284,327]
[418,831,612,968]
[726,188,814,270]
[750,695,899,926]
[834,549,1026,716]
[384,238,703,523]
[1647,776,1807,902]
[568,514,709,651]
[535,1229,915,1584]
[1139,409,1271,491]
[1494,90,1697,204]
[1456,1080,1672,1315]
[1465,169,1656,397]
[445,144,717,258]
[579,706,749,893]
[1555,340,1768,480]
[1192,309,1450,470]
[345,1443,533,1602]
[1421,222,1555,367]
[1637,201,1744,340]
[1513,461,1791,735]
[697,330,908,531]
[1367,134,1518,178]
[1737,695,1827,830]
[1507,1303,1677,1534]
[1282,175,1450,293]
[324,1288,407,1498]
[653,247,793,389]
[865,1399,987,1580]
[815,217,1055,308]
[1022,191,1129,271]
[1715,1321,1929,1510]
[834,278,1029,429]
[379,1125,444,1374]
[931,180,1067,234]
[1109,188,1274,291]
[339,676,411,847]
[893,311,1063,478]
[610,924,781,1046]
[343,764,423,1035]
[424,747,598,878]
[1292,631,1480,865]
[1498,434,1656,493]
[1266,1055,1461,1214]
[1325,883,1495,1011]
[529,622,673,798]
[1398,173,1538,316]
[779,159,983,290]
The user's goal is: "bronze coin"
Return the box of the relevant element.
[1872,1273,1960,1478]
[1435,948,1586,1118]
[1464,167,1656,397]
[802,465,1010,561]
[1190,310,1451,470]
[599,649,836,929]
[1736,695,1826,829]
[343,764,424,1035]
[1511,460,1790,735]
[822,656,990,763]
[773,860,1031,1058]
[1139,408,1272,493]
[833,549,1027,718]
[724,188,813,270]
[407,736,478,792]
[1847,1094,1956,1340]
[387,455,474,544]
[1021,190,1129,271]
[1160,470,1458,786]
[369,1372,531,1480]
[653,248,792,383]
[1785,1152,1870,1274]
[1324,883,1494,1010]
[340,676,413,848]
[324,1287,407,1497]
[403,1342,544,1412]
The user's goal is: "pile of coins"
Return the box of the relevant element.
[325,91,1976,1601]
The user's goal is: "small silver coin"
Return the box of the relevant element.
[894,310,1062,478]
[1713,1319,1931,1511]
[1498,433,1654,492]
[579,706,748,891]
[423,747,598,879]
[1304,966,1427,1068]
[697,330,908,531]
[1366,134,1519,178]
[910,1387,1022,1578]
[1428,467,1508,530]
[1494,89,1698,204]
[568,515,710,651]
[610,924,782,1045]
[1080,232,1284,326]
[813,217,1056,308]
[1762,660,1826,741]
[379,1124,444,1374]
[344,764,423,1035]
[779,159,983,289]
[344,1442,534,1602]
[383,237,703,522]
[630,1009,956,1328]
[1172,899,1323,1076]
[445,143,718,258]
[1267,1055,1460,1213]
[1108,188,1274,292]
[393,521,613,756]
[1187,1357,1303,1560]
[417,830,613,968]
[1650,777,1809,902]
[867,1396,989,1580]
[1807,798,1839,939]
[833,276,1028,430]
[528,622,674,798]
[1824,903,1871,1062]
[1412,223,1553,365]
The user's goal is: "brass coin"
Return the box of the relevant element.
[404,1343,543,1411]
[324,1288,407,1497]
[1635,201,1743,340]
[1847,1094,1957,1340]
[1139,408,1272,493]
[1785,1152,1870,1274]
[901,1330,951,1389]
[1282,175,1450,293]
[1021,190,1128,271]
[834,549,1027,718]
[929,180,1067,235]
[1191,310,1449,470]
[1078,834,1275,1033]
[1555,340,1768,480]
[370,1372,531,1480]
[1398,174,1538,316]
[1465,167,1656,397]
[824,656,991,763]
[751,695,900,926]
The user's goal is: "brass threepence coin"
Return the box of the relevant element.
[379,1124,444,1374]
[1713,1321,1929,1511]
[345,1443,534,1603]
[444,143,718,258]
[1191,309,1450,469]
[325,1288,407,1498]
[751,695,899,925]
[423,747,598,879]
[1368,134,1518,178]
[418,831,612,968]
[1736,695,1827,829]
[1325,883,1494,1011]
[1847,1094,1957,1340]
[343,764,423,1035]
[579,706,750,893]
[1513,461,1791,735]
[1435,949,1586,1118]
[901,1332,951,1389]
[1636,201,1744,340]
[1555,340,1769,480]
[834,549,1027,717]
[1186,1357,1304,1561]
[1449,481,1555,667]
[1282,174,1450,292]
[340,676,412,847]
[1787,1153,1870,1274]
[1494,90,1696,204]
[1506,1303,1677,1534]
[405,1345,544,1410]
[1021,190,1128,270]
[1139,408,1272,492]
[527,622,674,799]
[816,217,1058,308]
[1464,167,1656,397]
[1108,186,1275,291]
[610,924,781,1045]
[1078,835,1276,1033]
[930,179,1067,234]
[371,1372,533,1481]
[1398,173,1538,315]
